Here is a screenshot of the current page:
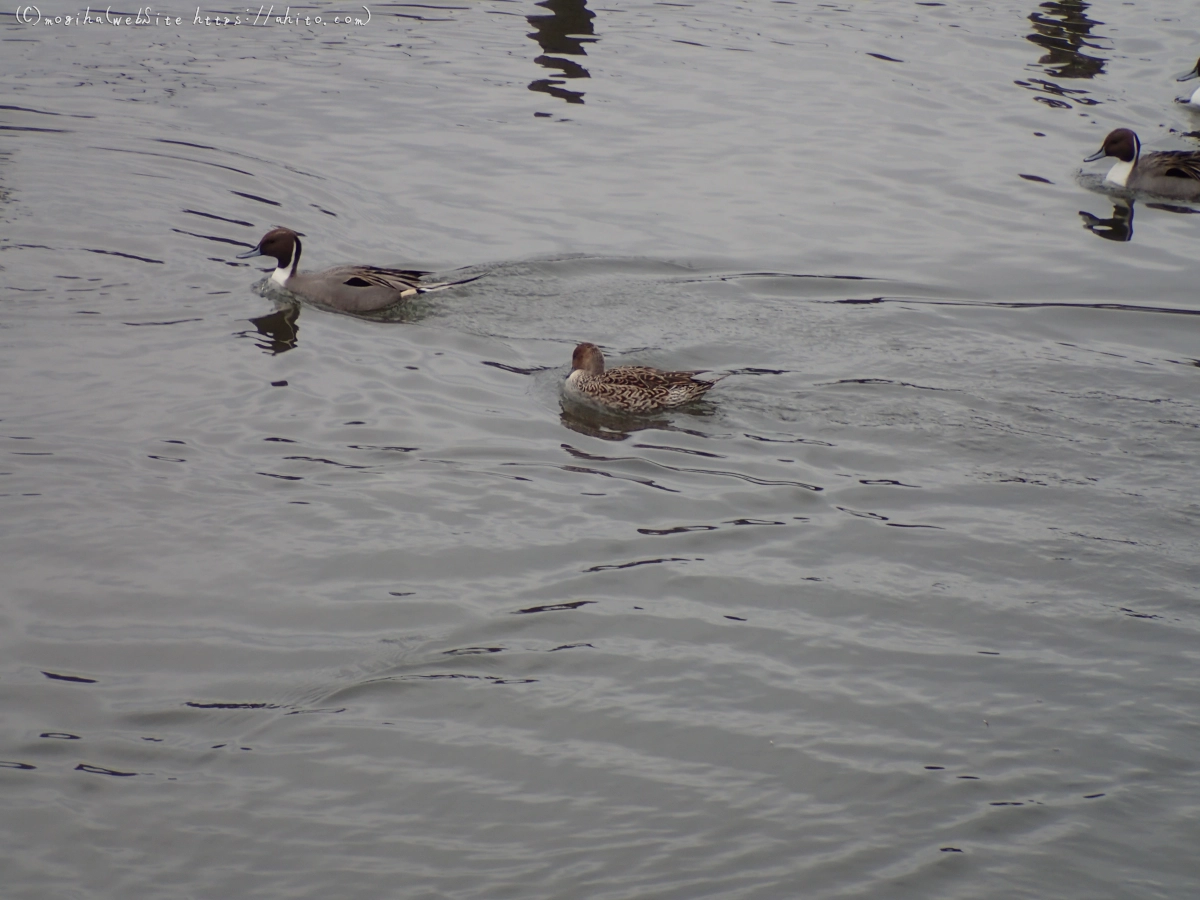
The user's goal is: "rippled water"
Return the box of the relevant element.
[3,1,1199,897]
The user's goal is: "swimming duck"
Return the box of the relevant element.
[1177,57,1200,106]
[236,227,480,312]
[1083,128,1200,201]
[564,342,724,414]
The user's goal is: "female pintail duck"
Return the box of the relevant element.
[237,227,480,313]
[1177,57,1200,106]
[565,342,725,414]
[1083,128,1200,201]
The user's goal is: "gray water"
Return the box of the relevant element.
[3,1,1199,897]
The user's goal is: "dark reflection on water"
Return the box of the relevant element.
[245,305,300,354]
[559,395,720,441]
[1026,1,1107,82]
[527,0,596,105]
[0,149,12,209]
[559,400,669,441]
[1013,76,1099,108]
[237,283,437,350]
[831,294,1200,316]
[1145,201,1200,214]
[481,360,558,376]
[1079,201,1133,242]
[1077,195,1200,242]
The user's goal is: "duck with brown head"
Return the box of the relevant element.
[1084,128,1200,201]
[565,342,725,414]
[1177,57,1200,106]
[236,227,481,313]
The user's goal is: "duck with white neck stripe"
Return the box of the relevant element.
[1176,57,1200,107]
[237,227,481,313]
[1083,128,1200,202]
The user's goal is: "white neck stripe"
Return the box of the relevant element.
[1105,159,1134,187]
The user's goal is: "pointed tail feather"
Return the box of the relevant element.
[416,272,487,294]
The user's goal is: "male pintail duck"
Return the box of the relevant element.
[565,342,725,414]
[1177,57,1200,106]
[237,227,480,312]
[1083,128,1200,201]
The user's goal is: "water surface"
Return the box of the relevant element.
[2,2,1199,898]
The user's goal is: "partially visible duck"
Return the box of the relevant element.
[1177,57,1200,106]
[1083,128,1200,201]
[564,342,725,414]
[236,227,480,312]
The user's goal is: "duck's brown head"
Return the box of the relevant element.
[237,227,302,269]
[1084,128,1140,164]
[571,342,605,376]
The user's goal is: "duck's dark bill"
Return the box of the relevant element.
[236,247,264,259]
[1083,149,1107,163]
[1176,65,1200,82]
